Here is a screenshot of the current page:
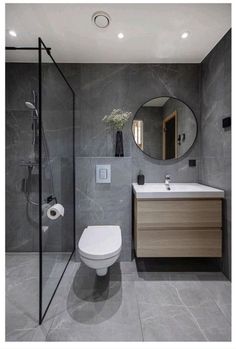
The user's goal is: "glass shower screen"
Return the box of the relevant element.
[39,38,75,323]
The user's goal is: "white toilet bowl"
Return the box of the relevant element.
[78,225,122,276]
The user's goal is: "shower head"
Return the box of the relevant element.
[25,101,36,110]
[25,101,38,116]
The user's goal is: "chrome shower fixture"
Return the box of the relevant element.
[25,90,38,145]
[25,101,38,117]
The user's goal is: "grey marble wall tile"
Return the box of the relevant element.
[75,64,132,157]
[200,30,231,279]
[6,63,74,255]
[6,107,39,251]
[132,154,199,183]
[75,157,132,260]
[6,61,200,258]
[199,157,225,189]
[6,63,38,111]
[70,63,200,160]
[10,55,233,272]
[60,63,200,261]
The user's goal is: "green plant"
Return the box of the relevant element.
[102,109,132,130]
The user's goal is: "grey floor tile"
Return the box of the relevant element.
[217,302,231,324]
[5,253,71,341]
[135,280,182,306]
[48,279,143,341]
[6,297,55,342]
[6,299,37,336]
[138,302,206,341]
[199,280,231,306]
[6,254,232,342]
[6,327,47,342]
[54,277,137,321]
[47,319,142,342]
[168,280,213,307]
[47,305,143,341]
[188,301,231,341]
[5,252,38,270]
[6,329,37,342]
[6,256,39,281]
[6,276,39,325]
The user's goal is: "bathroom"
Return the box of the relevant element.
[5,1,232,345]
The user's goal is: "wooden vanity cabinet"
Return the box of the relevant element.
[134,198,222,257]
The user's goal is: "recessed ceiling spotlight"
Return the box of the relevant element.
[181,32,189,39]
[118,33,124,39]
[92,11,110,28]
[9,30,17,37]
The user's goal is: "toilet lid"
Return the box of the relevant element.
[78,225,122,260]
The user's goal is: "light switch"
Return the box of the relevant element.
[96,164,111,183]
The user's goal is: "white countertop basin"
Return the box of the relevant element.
[132,183,224,199]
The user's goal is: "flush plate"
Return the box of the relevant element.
[96,164,111,183]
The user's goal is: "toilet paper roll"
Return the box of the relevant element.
[47,203,64,220]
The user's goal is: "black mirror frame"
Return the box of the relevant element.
[131,95,198,161]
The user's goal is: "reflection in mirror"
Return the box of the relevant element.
[132,97,197,160]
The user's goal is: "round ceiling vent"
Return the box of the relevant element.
[92,11,111,28]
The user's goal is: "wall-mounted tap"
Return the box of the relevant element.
[164,174,171,190]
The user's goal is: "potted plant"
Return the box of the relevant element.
[102,109,132,157]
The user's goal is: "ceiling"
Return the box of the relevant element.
[5,3,231,63]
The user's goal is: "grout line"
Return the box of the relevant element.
[133,281,145,341]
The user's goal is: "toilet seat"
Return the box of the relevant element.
[78,225,122,260]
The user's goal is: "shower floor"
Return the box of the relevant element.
[6,253,231,341]
[6,251,71,341]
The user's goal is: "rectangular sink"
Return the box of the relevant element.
[132,183,224,199]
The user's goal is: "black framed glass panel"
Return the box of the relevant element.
[39,38,75,323]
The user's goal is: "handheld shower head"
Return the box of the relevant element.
[25,101,38,116]
[25,101,36,109]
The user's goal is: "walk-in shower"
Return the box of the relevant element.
[5,38,75,324]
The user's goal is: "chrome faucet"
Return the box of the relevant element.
[165,174,171,190]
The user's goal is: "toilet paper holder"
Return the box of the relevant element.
[46,195,57,204]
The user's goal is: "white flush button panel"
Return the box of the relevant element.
[96,164,111,183]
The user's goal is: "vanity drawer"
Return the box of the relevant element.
[136,228,222,257]
[136,199,222,229]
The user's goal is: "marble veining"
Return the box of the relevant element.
[6,254,231,342]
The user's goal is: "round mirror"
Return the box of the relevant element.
[132,96,197,160]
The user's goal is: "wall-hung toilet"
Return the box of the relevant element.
[78,225,122,276]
